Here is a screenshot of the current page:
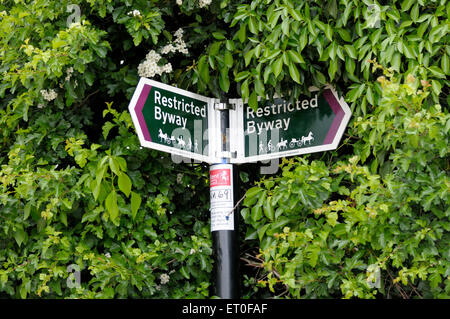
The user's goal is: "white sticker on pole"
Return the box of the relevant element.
[210,164,234,231]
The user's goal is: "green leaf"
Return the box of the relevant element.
[441,54,449,75]
[130,191,141,220]
[272,56,284,78]
[235,71,250,82]
[347,83,366,102]
[212,32,226,40]
[219,69,230,92]
[325,24,333,41]
[288,62,301,84]
[224,51,233,68]
[198,55,210,83]
[180,266,190,279]
[248,91,258,110]
[251,205,262,222]
[342,3,352,26]
[254,77,265,97]
[345,56,356,74]
[337,28,352,42]
[245,227,258,240]
[391,52,401,72]
[401,0,414,12]
[289,7,302,21]
[209,42,221,56]
[14,227,28,247]
[241,79,249,99]
[403,43,416,59]
[287,50,305,64]
[428,66,446,79]
[105,189,119,222]
[23,202,31,221]
[258,224,270,241]
[109,157,121,175]
[281,19,289,36]
[263,197,274,221]
[366,86,374,105]
[314,70,327,85]
[248,17,258,34]
[344,45,357,59]
[244,48,254,67]
[299,27,308,50]
[246,186,263,199]
[102,121,116,140]
[410,3,419,22]
[328,60,337,80]
[82,206,102,223]
[237,23,246,43]
[118,172,132,198]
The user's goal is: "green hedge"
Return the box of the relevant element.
[0,0,448,298]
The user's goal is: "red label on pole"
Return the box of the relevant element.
[210,169,231,187]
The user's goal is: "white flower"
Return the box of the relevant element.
[40,89,58,101]
[161,44,174,55]
[189,248,196,255]
[174,28,184,38]
[159,28,188,57]
[176,0,183,5]
[104,252,111,258]
[128,10,141,17]
[198,0,212,8]
[162,63,172,73]
[160,273,170,285]
[137,50,174,78]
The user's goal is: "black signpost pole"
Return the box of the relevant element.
[211,100,240,299]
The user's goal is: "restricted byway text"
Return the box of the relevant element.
[246,94,318,135]
[154,90,206,129]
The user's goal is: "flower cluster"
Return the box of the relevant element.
[176,0,211,7]
[137,28,189,78]
[137,50,172,78]
[198,0,212,8]
[40,89,58,101]
[128,9,141,17]
[160,273,170,285]
[160,28,188,55]
[65,67,74,82]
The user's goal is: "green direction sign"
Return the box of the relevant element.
[128,78,219,163]
[129,79,350,164]
[229,86,351,163]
